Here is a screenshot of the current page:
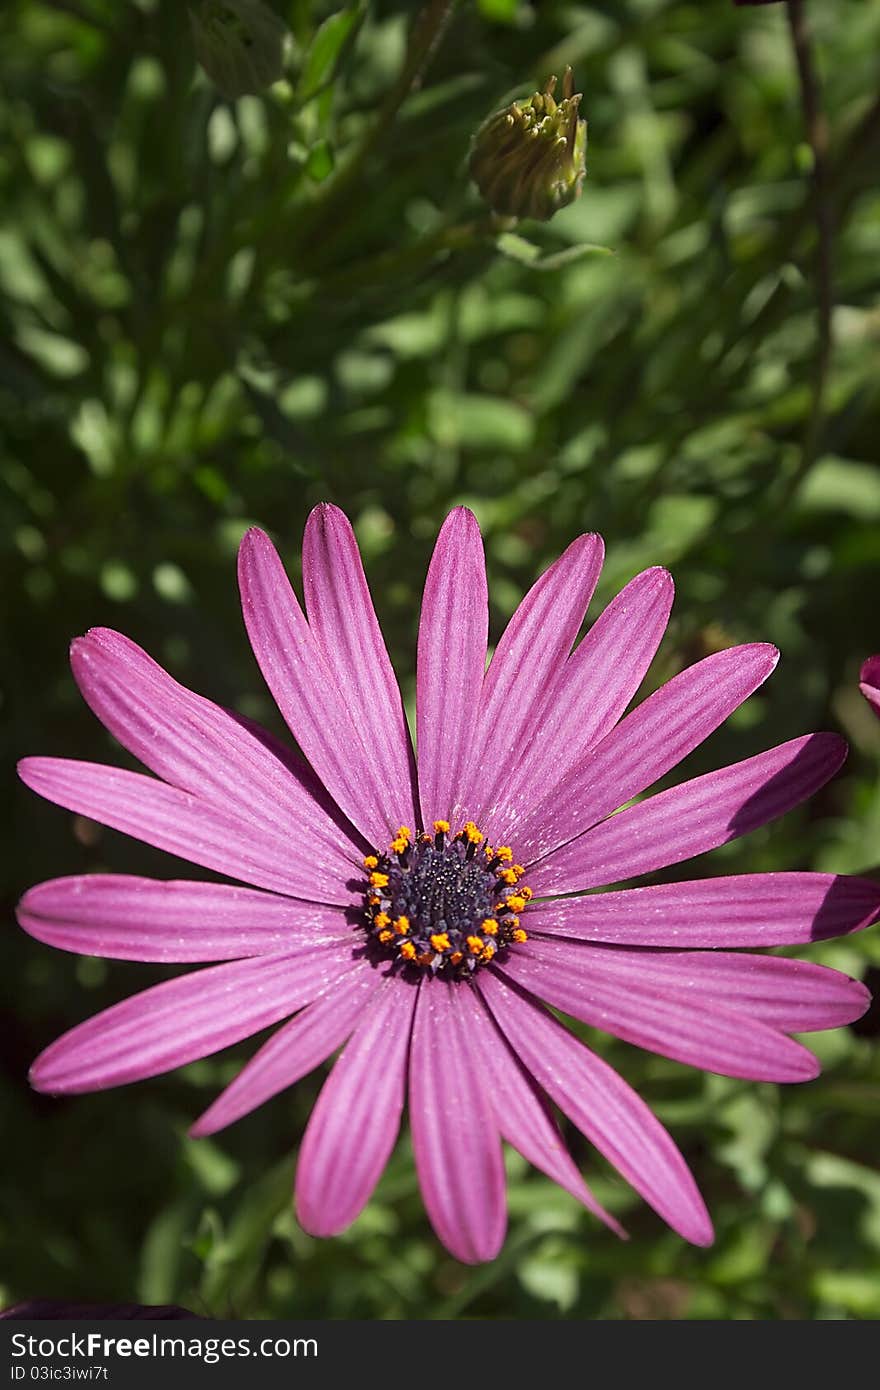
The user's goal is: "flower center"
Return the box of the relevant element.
[362,821,530,977]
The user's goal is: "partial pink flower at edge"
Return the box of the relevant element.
[859,655,880,718]
[16,503,880,1265]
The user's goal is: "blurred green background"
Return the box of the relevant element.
[2,0,880,1320]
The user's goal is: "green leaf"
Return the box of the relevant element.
[298,4,364,104]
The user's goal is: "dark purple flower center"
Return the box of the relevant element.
[362,820,530,978]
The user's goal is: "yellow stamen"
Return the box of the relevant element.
[495,846,513,862]
[519,885,533,901]
[450,951,463,965]
[374,912,391,930]
[505,894,527,913]
[482,941,496,959]
[481,918,498,936]
[363,854,379,870]
[369,895,380,906]
[463,821,484,845]
[399,940,416,960]
[390,825,412,853]
[466,935,484,955]
[378,929,394,944]
[433,819,450,834]
[430,932,451,953]
[369,871,389,889]
[511,928,528,943]
[393,915,410,935]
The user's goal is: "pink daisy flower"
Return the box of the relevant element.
[860,656,880,718]
[17,505,880,1263]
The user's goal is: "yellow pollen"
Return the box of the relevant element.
[495,846,513,862]
[466,935,484,955]
[433,819,450,834]
[512,928,528,943]
[369,895,380,906]
[511,864,525,879]
[393,915,410,935]
[482,941,496,959]
[374,912,391,930]
[519,886,533,901]
[450,951,463,965]
[369,871,389,888]
[363,854,379,870]
[506,894,528,913]
[463,821,484,844]
[481,918,498,936]
[378,929,394,944]
[399,940,416,960]
[499,868,519,886]
[430,932,451,953]
[390,826,412,853]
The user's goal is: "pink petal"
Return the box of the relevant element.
[302,503,418,828]
[530,733,847,894]
[29,941,359,1094]
[525,872,880,947]
[17,875,353,962]
[514,643,779,859]
[860,655,880,718]
[460,533,604,830]
[409,976,507,1263]
[295,976,416,1237]
[478,970,713,1246]
[487,567,673,841]
[501,941,823,1081]
[416,508,488,828]
[18,758,354,903]
[190,962,380,1136]
[69,629,361,867]
[238,528,401,847]
[453,979,626,1237]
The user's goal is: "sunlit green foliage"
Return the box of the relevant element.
[2,0,879,1320]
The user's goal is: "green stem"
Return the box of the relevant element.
[293,0,460,253]
[782,0,834,500]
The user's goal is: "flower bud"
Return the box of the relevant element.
[469,67,587,223]
[190,0,288,100]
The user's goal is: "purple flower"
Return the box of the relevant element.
[18,506,880,1263]
[860,656,880,719]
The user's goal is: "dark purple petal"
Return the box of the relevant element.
[18,757,356,903]
[17,875,353,962]
[410,976,507,1263]
[190,962,380,1136]
[525,872,880,947]
[302,503,418,827]
[478,970,713,1246]
[487,567,673,841]
[416,508,488,828]
[453,980,626,1236]
[461,533,604,829]
[29,942,358,1094]
[530,733,847,894]
[514,644,779,860]
[295,977,416,1237]
[860,655,880,719]
[238,527,402,846]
